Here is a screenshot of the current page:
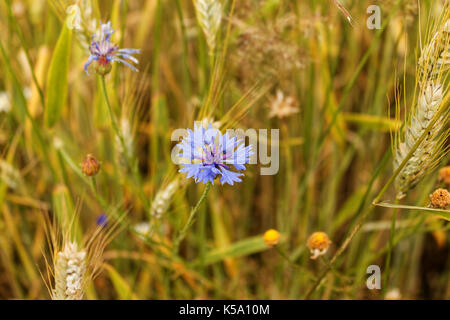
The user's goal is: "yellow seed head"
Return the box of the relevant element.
[307,232,331,260]
[263,229,280,247]
[429,188,450,209]
[307,232,331,251]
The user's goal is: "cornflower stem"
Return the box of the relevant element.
[90,176,98,198]
[100,75,125,151]
[304,96,450,299]
[99,75,150,211]
[173,182,212,254]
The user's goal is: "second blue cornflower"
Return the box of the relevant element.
[84,22,140,75]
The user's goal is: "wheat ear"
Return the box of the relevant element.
[150,179,180,218]
[194,0,223,55]
[52,242,86,300]
[394,82,444,198]
[393,18,450,199]
[419,20,450,79]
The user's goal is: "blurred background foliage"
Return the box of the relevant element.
[0,0,448,299]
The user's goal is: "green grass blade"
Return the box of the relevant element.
[45,24,72,127]
[193,234,284,266]
[375,201,450,221]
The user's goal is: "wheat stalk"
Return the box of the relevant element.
[194,0,223,55]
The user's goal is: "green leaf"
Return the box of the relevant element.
[52,185,83,241]
[342,112,401,132]
[45,24,72,127]
[0,41,27,122]
[104,264,138,300]
[192,234,284,266]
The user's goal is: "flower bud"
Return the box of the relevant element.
[93,59,113,76]
[81,154,101,177]
[264,229,281,247]
[96,213,108,228]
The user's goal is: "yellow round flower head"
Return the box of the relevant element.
[264,229,280,247]
[307,232,331,260]
[429,188,450,209]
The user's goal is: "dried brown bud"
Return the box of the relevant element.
[81,154,101,177]
[429,188,450,209]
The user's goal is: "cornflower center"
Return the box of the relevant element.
[198,141,229,169]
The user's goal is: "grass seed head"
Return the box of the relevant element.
[150,179,180,218]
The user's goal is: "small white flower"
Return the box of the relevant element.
[0,92,11,113]
[134,222,153,240]
[268,90,299,119]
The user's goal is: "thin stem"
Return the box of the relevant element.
[91,176,98,198]
[173,182,212,254]
[100,75,122,145]
[274,246,303,271]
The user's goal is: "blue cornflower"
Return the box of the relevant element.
[176,123,253,185]
[96,213,108,228]
[84,22,140,75]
